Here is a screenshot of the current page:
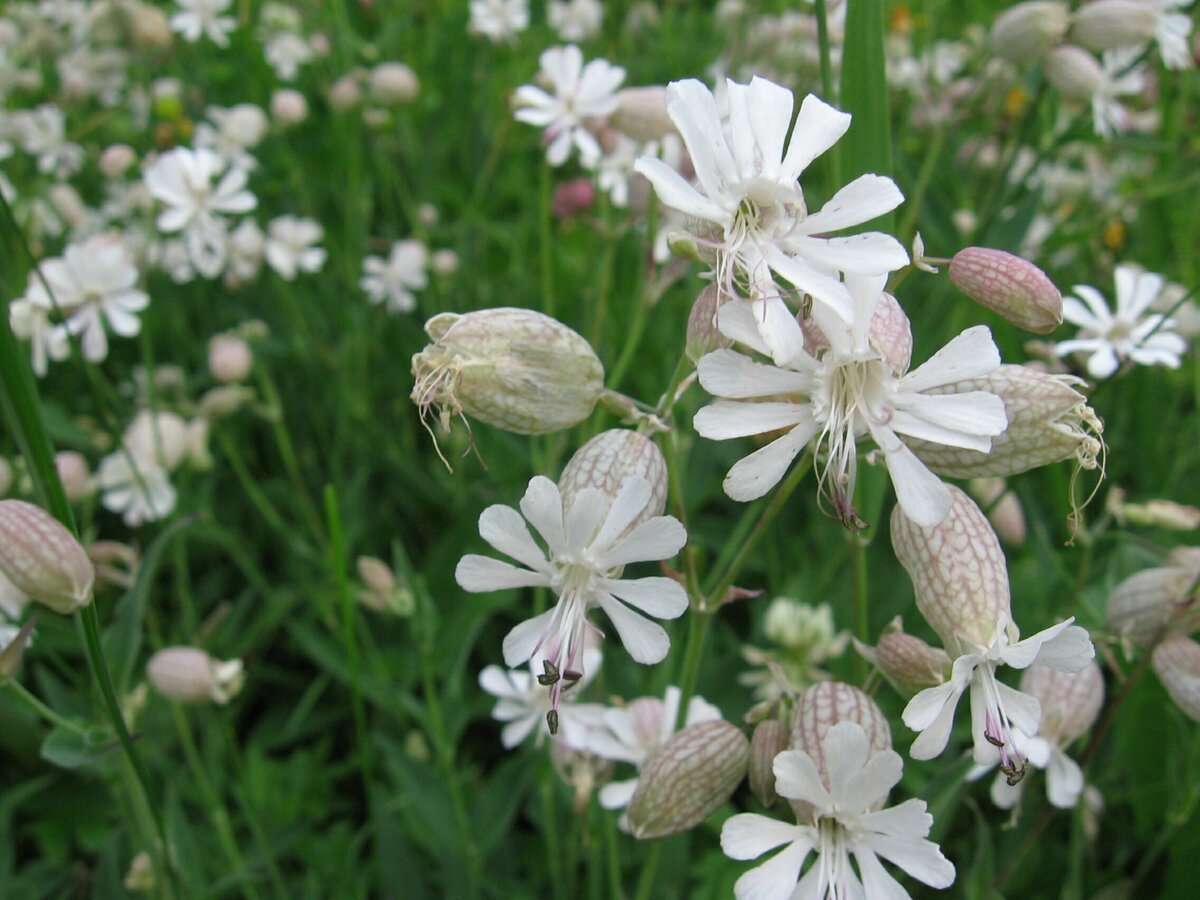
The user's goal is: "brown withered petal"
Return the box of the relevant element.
[626,719,749,839]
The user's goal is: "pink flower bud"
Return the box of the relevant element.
[270,89,309,126]
[552,178,596,219]
[329,75,362,110]
[208,335,254,383]
[870,291,914,372]
[99,144,138,178]
[748,719,788,806]
[369,62,419,105]
[0,500,94,615]
[626,719,748,839]
[1019,661,1105,745]
[1152,635,1200,723]
[891,485,1011,650]
[949,248,1063,334]
[559,429,669,525]
[876,632,952,698]
[147,646,244,704]
[55,452,93,503]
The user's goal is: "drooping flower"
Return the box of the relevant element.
[693,279,1007,527]
[360,239,429,313]
[456,475,688,724]
[634,76,908,354]
[1053,263,1187,378]
[513,45,625,168]
[721,721,956,900]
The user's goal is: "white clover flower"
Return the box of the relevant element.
[468,0,530,43]
[1054,263,1187,378]
[694,278,1007,527]
[513,45,625,168]
[721,721,955,900]
[360,239,428,313]
[170,0,237,47]
[548,0,603,42]
[144,147,257,279]
[634,77,908,356]
[456,474,688,723]
[264,215,326,280]
[479,646,603,749]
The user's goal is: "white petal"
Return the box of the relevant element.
[901,326,1001,394]
[889,392,1007,449]
[989,771,1024,809]
[749,294,814,366]
[714,300,774,356]
[633,156,728,223]
[598,519,687,568]
[598,778,639,810]
[694,400,811,440]
[904,680,965,760]
[564,487,607,553]
[879,439,953,527]
[519,476,566,555]
[594,594,671,663]
[666,79,737,209]
[723,421,821,501]
[732,839,813,900]
[858,814,956,888]
[455,555,550,592]
[597,578,688,620]
[721,813,805,860]
[996,683,1042,742]
[799,175,905,236]
[781,93,851,181]
[1045,748,1084,808]
[588,476,651,555]
[698,349,812,399]
[744,77,795,177]
[501,607,557,667]
[853,848,914,900]
[478,504,552,573]
[773,749,832,809]
[841,747,904,814]
[822,722,872,798]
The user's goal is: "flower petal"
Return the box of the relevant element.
[732,838,814,900]
[698,349,813,399]
[455,555,550,592]
[722,419,821,501]
[519,476,566,556]
[594,593,671,664]
[781,93,851,182]
[694,400,811,440]
[597,578,688,620]
[901,325,1000,394]
[478,504,552,573]
[598,518,687,569]
[501,607,557,667]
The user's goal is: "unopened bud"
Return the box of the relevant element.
[147,646,244,704]
[1115,499,1200,531]
[891,485,1010,650]
[611,86,677,142]
[329,75,362,110]
[270,89,308,126]
[0,500,94,615]
[949,248,1063,334]
[357,555,396,594]
[991,2,1071,61]
[748,719,788,806]
[1045,45,1105,100]
[199,385,254,417]
[432,249,459,275]
[790,682,892,776]
[369,62,419,105]
[131,2,173,49]
[907,365,1103,478]
[871,291,914,372]
[411,308,605,436]
[1153,634,1200,723]
[876,632,952,697]
[559,429,669,525]
[208,335,253,383]
[124,851,155,892]
[1019,661,1104,745]
[970,477,1027,545]
[1070,1,1159,52]
[55,452,93,503]
[686,285,731,363]
[626,719,748,839]
[552,178,596,219]
[1107,563,1200,646]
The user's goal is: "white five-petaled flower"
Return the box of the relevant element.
[456,474,688,721]
[721,721,956,900]
[360,239,429,313]
[1054,263,1188,378]
[902,616,1095,778]
[468,0,530,43]
[513,45,625,168]
[547,0,604,42]
[96,453,177,527]
[264,215,327,280]
[170,0,237,47]
[693,278,1007,527]
[144,147,257,279]
[1152,0,1195,70]
[634,76,908,356]
[479,647,604,749]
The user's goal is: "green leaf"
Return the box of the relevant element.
[39,723,117,769]
[838,0,893,230]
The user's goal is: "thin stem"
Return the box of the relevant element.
[259,369,327,548]
[851,531,869,684]
[673,609,713,731]
[4,678,88,734]
[632,841,661,900]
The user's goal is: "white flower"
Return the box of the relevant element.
[721,721,955,900]
[1153,0,1194,70]
[1094,48,1147,139]
[548,0,603,42]
[226,218,265,284]
[479,646,603,749]
[693,279,1007,527]
[456,475,688,721]
[96,453,177,527]
[468,0,530,43]
[170,0,237,47]
[264,215,326,280]
[513,45,625,168]
[10,104,84,178]
[595,132,641,208]
[144,147,257,278]
[264,32,314,81]
[194,104,269,170]
[9,288,71,378]
[58,235,150,364]
[581,685,722,812]
[634,77,908,350]
[902,616,1094,778]
[1054,263,1188,378]
[360,239,429,313]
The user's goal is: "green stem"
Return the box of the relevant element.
[4,679,88,734]
[632,842,661,900]
[259,369,327,548]
[673,609,713,731]
[851,531,869,684]
[540,164,556,318]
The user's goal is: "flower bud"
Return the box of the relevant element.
[124,851,155,892]
[369,62,419,105]
[357,555,396,594]
[748,719,788,806]
[790,682,892,777]
[559,429,668,525]
[147,646,244,704]
[686,284,731,363]
[876,632,952,697]
[871,291,913,372]
[906,365,1103,478]
[270,88,309,126]
[55,452,93,503]
[124,410,190,471]
[99,144,137,179]
[131,2,173,49]
[949,248,1063,334]
[611,86,677,142]
[1107,563,1200,646]
[199,385,254,418]
[991,2,1071,61]
[552,178,596,219]
[208,335,254,383]
[329,74,362,110]
[411,308,605,436]
[1152,634,1200,723]
[970,477,1027,545]
[1019,661,1104,745]
[0,500,94,615]
[1114,499,1200,531]
[1045,45,1105,100]
[1070,1,1158,52]
[432,249,459,276]
[626,718,748,839]
[891,485,1010,651]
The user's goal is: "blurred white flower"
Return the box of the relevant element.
[456,475,688,725]
[170,0,237,47]
[1054,263,1187,378]
[58,235,150,364]
[264,32,314,81]
[9,104,84,178]
[194,104,269,170]
[96,453,177,527]
[265,215,326,280]
[548,0,603,42]
[144,147,257,278]
[468,0,529,43]
[360,239,428,313]
[721,722,955,900]
[9,288,71,378]
[513,45,624,168]
[1153,0,1195,70]
[225,218,266,284]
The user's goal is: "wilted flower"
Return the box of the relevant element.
[721,721,956,900]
